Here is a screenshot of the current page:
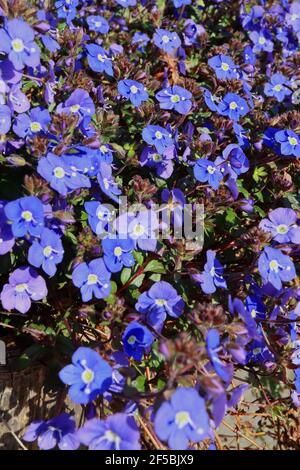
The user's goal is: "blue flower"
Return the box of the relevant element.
[75,145,114,177]
[233,123,250,148]
[245,295,266,321]
[156,85,192,114]
[57,89,95,123]
[258,247,296,290]
[264,73,292,102]
[208,54,238,80]
[142,125,173,154]
[0,18,40,70]
[132,32,150,51]
[140,145,174,179]
[72,258,111,302]
[114,210,159,252]
[0,201,14,255]
[154,387,210,450]
[102,236,135,273]
[122,321,154,360]
[247,340,275,365]
[216,144,249,179]
[84,201,113,236]
[1,266,47,314]
[243,45,256,65]
[87,15,109,34]
[23,413,80,450]
[250,29,274,53]
[0,105,11,134]
[116,0,137,6]
[97,162,122,203]
[118,79,148,107]
[197,250,227,294]
[13,107,51,138]
[55,0,78,23]
[135,280,184,329]
[41,35,60,53]
[86,44,113,76]
[274,129,300,157]
[193,159,223,190]
[259,207,300,244]
[218,93,249,121]
[173,0,191,7]
[59,347,112,404]
[286,2,300,33]
[28,228,64,277]
[37,153,91,196]
[153,29,181,54]
[5,196,44,237]
[161,188,186,229]
[78,413,140,450]
[206,329,232,382]
[242,5,264,31]
[202,87,220,112]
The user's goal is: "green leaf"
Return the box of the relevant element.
[132,375,146,392]
[149,273,161,282]
[129,273,145,289]
[225,207,238,224]
[253,166,268,183]
[121,267,132,285]
[144,259,166,274]
[133,251,144,266]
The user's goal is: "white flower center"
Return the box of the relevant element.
[15,283,27,293]
[133,223,145,235]
[229,101,238,110]
[259,36,266,45]
[127,335,136,345]
[288,136,298,146]
[269,259,279,272]
[87,273,98,285]
[155,298,166,306]
[30,121,42,133]
[273,84,282,92]
[21,210,33,222]
[43,245,52,257]
[155,130,162,139]
[207,165,216,174]
[70,104,80,113]
[171,94,180,103]
[12,38,24,53]
[114,246,122,256]
[175,411,192,429]
[221,62,229,71]
[130,85,138,94]
[162,35,170,44]
[277,224,288,234]
[54,167,65,179]
[104,430,121,447]
[81,368,94,384]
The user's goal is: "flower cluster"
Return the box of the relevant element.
[0,0,299,452]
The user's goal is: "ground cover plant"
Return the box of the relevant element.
[1,0,300,451]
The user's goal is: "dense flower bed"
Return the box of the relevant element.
[0,0,300,451]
